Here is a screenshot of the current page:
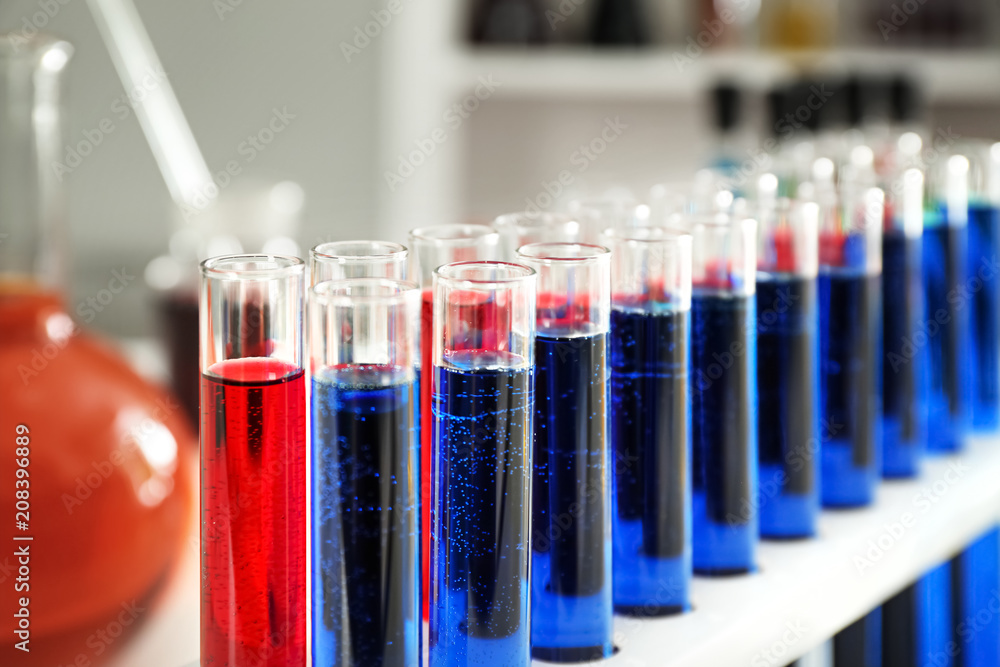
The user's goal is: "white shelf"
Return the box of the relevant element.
[448,48,1000,103]
[539,436,1000,667]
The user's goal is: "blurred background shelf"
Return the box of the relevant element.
[447,48,1000,102]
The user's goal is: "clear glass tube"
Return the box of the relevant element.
[308,278,420,667]
[493,212,581,261]
[599,227,693,614]
[430,261,535,667]
[960,142,1000,432]
[569,198,649,243]
[815,176,884,507]
[309,240,408,284]
[923,154,969,454]
[882,168,927,478]
[688,213,758,574]
[199,254,306,666]
[516,243,612,661]
[755,198,821,539]
[408,223,499,620]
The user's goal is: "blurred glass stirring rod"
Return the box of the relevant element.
[86,0,215,213]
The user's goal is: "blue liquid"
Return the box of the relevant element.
[430,358,533,667]
[311,366,419,667]
[881,566,953,666]
[952,526,1000,667]
[967,202,1000,431]
[833,608,881,667]
[610,308,691,613]
[756,275,820,538]
[923,215,968,452]
[531,333,612,661]
[691,292,757,574]
[882,230,926,478]
[819,271,881,507]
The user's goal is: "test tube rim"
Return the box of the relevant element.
[601,225,693,245]
[493,211,580,230]
[516,242,610,264]
[409,223,498,245]
[434,259,536,289]
[310,277,420,306]
[310,240,408,262]
[200,253,304,281]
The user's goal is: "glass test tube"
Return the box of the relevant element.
[964,142,1000,431]
[602,227,693,613]
[429,261,535,667]
[493,211,581,261]
[881,563,953,665]
[689,213,758,574]
[309,279,421,667]
[833,608,881,667]
[924,155,969,452]
[516,243,612,661]
[882,167,927,478]
[951,525,1000,667]
[817,170,884,507]
[755,194,821,538]
[409,224,499,621]
[200,255,306,667]
[309,240,408,284]
[569,198,649,243]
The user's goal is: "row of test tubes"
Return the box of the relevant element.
[197,137,1000,667]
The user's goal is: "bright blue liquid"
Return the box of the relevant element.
[430,360,533,667]
[819,271,881,507]
[833,607,881,667]
[917,563,954,667]
[882,230,927,478]
[955,526,1000,667]
[610,308,691,613]
[923,212,968,452]
[691,292,758,574]
[530,333,612,661]
[967,202,1000,431]
[756,275,820,538]
[311,366,419,667]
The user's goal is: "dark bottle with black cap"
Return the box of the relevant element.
[708,81,745,181]
[470,0,549,45]
[588,0,648,46]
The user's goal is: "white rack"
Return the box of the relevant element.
[540,436,1000,666]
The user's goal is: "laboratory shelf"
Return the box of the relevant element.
[535,435,1000,666]
[448,48,1000,103]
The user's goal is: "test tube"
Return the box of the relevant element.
[689,213,758,574]
[882,167,926,478]
[815,158,884,507]
[493,211,581,260]
[430,261,535,667]
[409,224,499,620]
[833,608,881,667]
[200,254,306,666]
[950,526,1000,666]
[881,563,953,666]
[569,198,649,243]
[309,240,408,284]
[755,190,821,539]
[602,227,692,613]
[309,278,420,667]
[964,142,1000,432]
[924,155,969,452]
[516,243,612,661]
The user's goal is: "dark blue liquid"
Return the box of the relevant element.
[311,366,419,667]
[610,308,690,614]
[430,359,532,667]
[923,216,968,452]
[882,230,926,478]
[531,333,612,661]
[819,271,881,507]
[691,292,757,574]
[967,202,1000,431]
[833,608,881,667]
[756,275,820,538]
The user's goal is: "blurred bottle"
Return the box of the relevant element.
[589,0,649,46]
[471,0,550,44]
[145,181,305,427]
[761,0,837,50]
[709,82,748,183]
[695,0,762,49]
[0,35,193,666]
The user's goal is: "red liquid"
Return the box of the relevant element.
[201,357,306,667]
[421,291,433,620]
